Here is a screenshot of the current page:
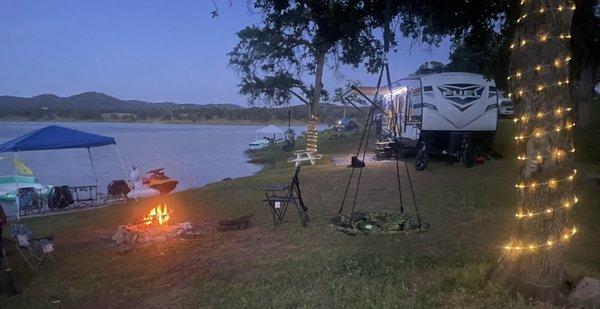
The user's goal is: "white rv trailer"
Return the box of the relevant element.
[349,72,499,170]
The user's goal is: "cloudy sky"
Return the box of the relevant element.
[0,0,451,105]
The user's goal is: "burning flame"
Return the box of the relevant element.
[143,203,171,226]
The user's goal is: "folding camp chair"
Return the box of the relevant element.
[262,165,309,230]
[10,223,57,270]
[17,187,44,216]
[70,185,98,208]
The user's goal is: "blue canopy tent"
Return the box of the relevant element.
[0,125,132,220]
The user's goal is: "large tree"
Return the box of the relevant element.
[491,0,576,302]
[229,1,385,130]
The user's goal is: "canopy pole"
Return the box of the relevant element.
[14,152,19,222]
[115,145,137,201]
[87,147,99,187]
[87,148,100,206]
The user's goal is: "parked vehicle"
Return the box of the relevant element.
[498,91,515,117]
[354,72,499,170]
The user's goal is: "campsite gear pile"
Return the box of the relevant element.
[329,212,428,236]
[0,125,130,219]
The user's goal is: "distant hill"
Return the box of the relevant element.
[0,92,363,124]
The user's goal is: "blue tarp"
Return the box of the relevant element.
[0,125,116,152]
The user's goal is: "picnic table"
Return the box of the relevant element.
[287,150,323,167]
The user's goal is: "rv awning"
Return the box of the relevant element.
[0,125,116,152]
[256,125,284,135]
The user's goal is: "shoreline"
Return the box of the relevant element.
[0,119,322,126]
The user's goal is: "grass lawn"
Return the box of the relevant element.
[1,104,599,308]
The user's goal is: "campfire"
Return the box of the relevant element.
[142,203,171,226]
[112,203,251,252]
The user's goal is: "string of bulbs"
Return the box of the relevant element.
[503,0,578,253]
[516,3,576,23]
[306,114,318,153]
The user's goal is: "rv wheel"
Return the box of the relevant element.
[415,149,428,171]
[462,148,475,168]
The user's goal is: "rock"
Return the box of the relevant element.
[138,236,166,243]
[179,222,193,231]
[568,276,600,308]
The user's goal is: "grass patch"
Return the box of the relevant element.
[1,110,599,307]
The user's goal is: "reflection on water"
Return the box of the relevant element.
[0,122,319,192]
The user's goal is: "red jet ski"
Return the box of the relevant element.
[143,168,179,195]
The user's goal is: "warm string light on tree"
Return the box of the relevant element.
[503,227,577,251]
[514,169,577,190]
[515,195,578,219]
[306,114,318,153]
[507,78,570,98]
[502,0,578,253]
[512,106,572,123]
[506,56,572,79]
[515,3,576,23]
[509,34,571,49]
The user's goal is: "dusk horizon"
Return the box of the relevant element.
[0,1,451,106]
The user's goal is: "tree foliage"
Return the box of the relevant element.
[229,0,385,108]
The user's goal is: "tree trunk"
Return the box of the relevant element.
[306,52,326,153]
[571,63,597,128]
[569,0,600,128]
[310,52,326,118]
[492,0,576,303]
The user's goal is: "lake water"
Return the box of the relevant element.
[0,122,321,192]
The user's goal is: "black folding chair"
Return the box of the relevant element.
[70,185,98,208]
[262,166,309,230]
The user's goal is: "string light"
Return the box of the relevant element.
[306,114,319,153]
[516,147,573,161]
[513,122,575,141]
[515,195,579,219]
[510,34,571,50]
[503,227,577,251]
[514,169,577,190]
[516,4,576,23]
[506,57,571,80]
[506,78,570,97]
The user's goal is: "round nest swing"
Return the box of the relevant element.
[329,211,429,236]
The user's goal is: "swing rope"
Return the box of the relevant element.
[336,0,423,227]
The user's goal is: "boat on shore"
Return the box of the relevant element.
[247,125,285,150]
[248,138,271,150]
[0,175,53,217]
